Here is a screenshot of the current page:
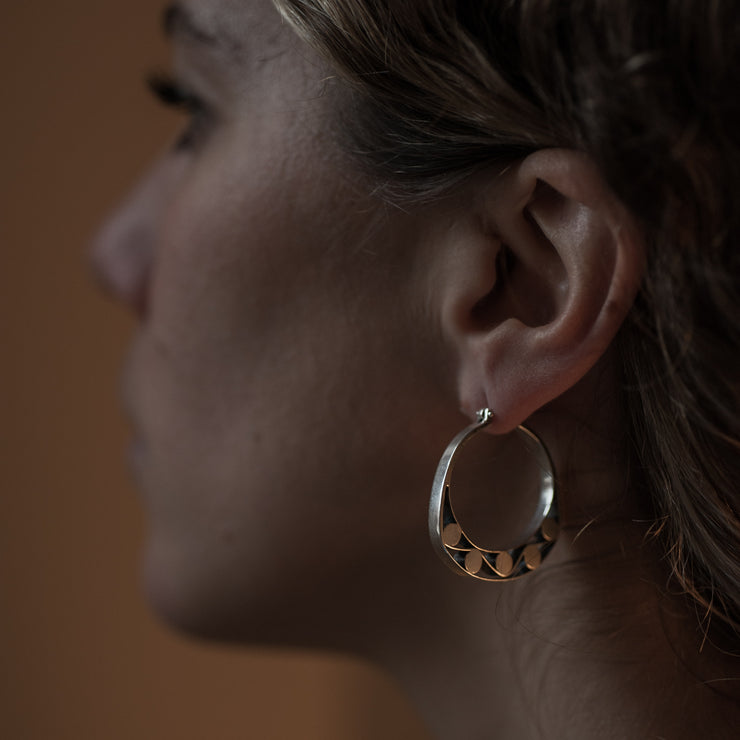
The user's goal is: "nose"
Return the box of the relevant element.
[90,156,183,319]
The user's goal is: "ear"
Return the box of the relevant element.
[439,149,644,432]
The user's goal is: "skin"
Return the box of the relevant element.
[92,0,476,647]
[92,0,740,737]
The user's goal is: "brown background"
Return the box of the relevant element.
[0,2,429,738]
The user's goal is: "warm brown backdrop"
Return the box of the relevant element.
[0,2,429,738]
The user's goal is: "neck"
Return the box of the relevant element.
[372,522,739,739]
[368,368,740,739]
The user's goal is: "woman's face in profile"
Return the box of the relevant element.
[93,0,449,641]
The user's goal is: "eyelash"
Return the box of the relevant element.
[147,72,210,151]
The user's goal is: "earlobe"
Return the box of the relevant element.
[446,149,644,431]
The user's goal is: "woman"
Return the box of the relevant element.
[92,0,740,737]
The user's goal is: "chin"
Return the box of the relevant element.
[140,537,244,642]
[139,535,314,647]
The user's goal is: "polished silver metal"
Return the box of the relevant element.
[429,408,559,581]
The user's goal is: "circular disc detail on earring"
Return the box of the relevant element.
[428,409,559,581]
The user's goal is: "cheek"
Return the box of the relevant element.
[151,123,343,343]
[129,152,422,625]
[137,145,349,488]
[127,109,457,638]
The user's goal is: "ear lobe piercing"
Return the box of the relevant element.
[428,409,559,581]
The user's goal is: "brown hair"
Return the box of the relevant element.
[274,0,740,635]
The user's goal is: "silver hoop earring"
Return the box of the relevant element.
[428,409,559,581]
